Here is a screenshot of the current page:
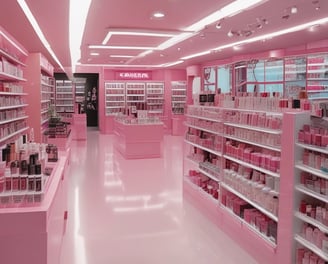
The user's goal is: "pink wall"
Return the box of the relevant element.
[77,67,187,134]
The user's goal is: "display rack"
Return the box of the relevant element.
[306,54,328,100]
[183,104,306,263]
[146,82,164,115]
[104,82,125,115]
[55,80,74,122]
[0,27,28,147]
[24,53,55,143]
[125,82,146,110]
[292,113,328,264]
[284,57,307,98]
[171,81,187,115]
[74,77,86,104]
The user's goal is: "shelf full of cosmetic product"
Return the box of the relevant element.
[171,81,187,115]
[146,82,164,115]
[0,140,59,206]
[74,77,86,104]
[293,112,328,263]
[55,80,74,116]
[105,82,126,115]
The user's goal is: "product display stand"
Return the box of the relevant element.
[72,113,86,140]
[114,117,164,159]
[0,155,69,264]
[183,105,311,264]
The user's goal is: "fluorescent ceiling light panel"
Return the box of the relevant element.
[186,0,265,32]
[181,50,211,60]
[90,52,99,56]
[156,0,266,51]
[69,0,92,73]
[89,45,156,50]
[162,60,184,67]
[102,29,177,44]
[110,55,135,58]
[180,16,328,61]
[17,0,65,71]
[213,16,328,51]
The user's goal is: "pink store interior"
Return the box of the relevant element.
[1,1,328,263]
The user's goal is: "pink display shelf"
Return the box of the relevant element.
[114,119,164,159]
[0,155,69,264]
[72,114,86,140]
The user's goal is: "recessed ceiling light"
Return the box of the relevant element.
[152,11,165,18]
[90,52,99,56]
[291,6,298,14]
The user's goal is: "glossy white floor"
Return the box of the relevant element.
[60,129,258,264]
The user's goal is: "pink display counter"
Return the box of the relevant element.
[72,114,87,140]
[114,119,164,159]
[0,155,69,264]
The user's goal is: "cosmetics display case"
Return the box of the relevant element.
[146,82,164,116]
[183,103,311,263]
[113,115,164,159]
[0,26,29,148]
[105,82,126,116]
[45,119,72,151]
[55,79,74,123]
[0,154,69,264]
[171,81,187,136]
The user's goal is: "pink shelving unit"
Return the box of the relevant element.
[0,155,69,264]
[183,105,311,264]
[114,118,164,159]
[24,53,55,143]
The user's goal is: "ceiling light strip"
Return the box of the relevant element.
[69,0,92,73]
[102,30,177,45]
[89,45,157,50]
[17,0,65,71]
[182,16,328,60]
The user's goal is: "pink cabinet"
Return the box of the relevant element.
[0,156,69,264]
[72,114,87,140]
[114,119,164,159]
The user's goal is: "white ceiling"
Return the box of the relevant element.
[0,0,328,73]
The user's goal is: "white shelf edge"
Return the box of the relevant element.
[186,123,223,136]
[224,122,282,135]
[185,157,200,166]
[295,185,328,203]
[220,205,277,248]
[184,139,223,157]
[223,154,280,178]
[0,49,26,66]
[0,127,29,145]
[295,212,328,233]
[0,115,28,125]
[221,182,278,222]
[295,162,328,180]
[0,104,28,111]
[295,234,328,261]
[185,114,222,123]
[0,92,27,96]
[0,72,26,82]
[296,142,328,155]
[224,134,281,152]
[199,168,220,182]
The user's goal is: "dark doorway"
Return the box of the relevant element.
[73,73,99,127]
